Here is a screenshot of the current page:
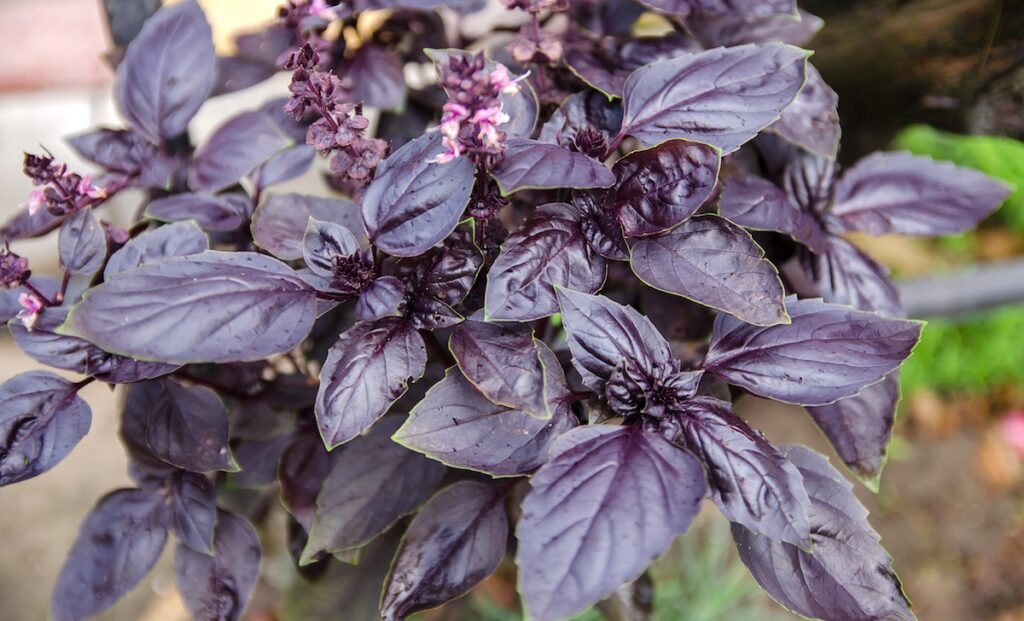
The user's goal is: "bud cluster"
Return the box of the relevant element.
[23,152,106,217]
[284,45,388,183]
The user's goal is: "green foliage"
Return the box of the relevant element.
[901,305,1024,394]
[891,125,1024,233]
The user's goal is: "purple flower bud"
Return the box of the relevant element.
[0,249,30,289]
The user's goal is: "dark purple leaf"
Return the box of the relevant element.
[51,488,168,621]
[9,308,109,375]
[9,307,177,382]
[250,145,315,191]
[316,318,427,448]
[395,224,482,329]
[574,192,630,260]
[63,251,318,364]
[169,471,217,555]
[355,276,407,321]
[302,417,445,562]
[781,148,836,213]
[564,47,630,99]
[555,287,673,392]
[123,378,237,472]
[671,397,810,547]
[517,426,706,621]
[828,151,1012,236]
[806,373,900,489]
[0,371,91,486]
[449,315,547,418]
[212,55,277,96]
[539,91,624,149]
[717,175,830,254]
[767,63,839,158]
[381,481,508,620]
[253,193,362,261]
[68,128,152,175]
[612,139,720,236]
[685,9,823,48]
[702,296,922,405]
[485,203,606,321]
[394,361,576,475]
[115,1,215,144]
[303,218,360,279]
[191,110,292,192]
[619,43,808,153]
[640,0,797,17]
[567,33,701,99]
[0,204,65,241]
[732,446,915,621]
[280,432,335,530]
[58,208,107,276]
[490,139,616,195]
[798,238,904,317]
[174,510,262,621]
[629,214,789,326]
[145,192,253,232]
[362,133,475,257]
[342,45,406,110]
[106,221,208,276]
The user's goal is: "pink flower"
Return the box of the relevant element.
[1000,411,1024,459]
[430,138,465,164]
[17,293,42,331]
[27,189,45,215]
[489,65,528,95]
[308,0,336,20]
[440,102,470,124]
[77,175,106,200]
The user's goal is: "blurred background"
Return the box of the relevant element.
[0,0,1022,619]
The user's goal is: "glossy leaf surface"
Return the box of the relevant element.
[59,209,107,276]
[717,175,830,254]
[486,204,606,321]
[145,192,252,232]
[703,296,921,405]
[732,446,916,621]
[106,221,208,276]
[252,193,361,261]
[517,426,705,621]
[362,133,475,257]
[63,251,318,364]
[315,318,426,448]
[303,418,445,562]
[115,1,215,144]
[830,152,1012,236]
[381,481,508,620]
[619,43,808,152]
[0,371,91,486]
[630,215,789,325]
[394,365,575,476]
[556,287,674,392]
[490,138,616,195]
[672,397,810,546]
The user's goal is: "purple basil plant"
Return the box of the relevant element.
[0,1,1012,620]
